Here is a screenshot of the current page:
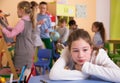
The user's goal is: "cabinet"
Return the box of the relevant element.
[48,2,75,17]
[48,2,75,26]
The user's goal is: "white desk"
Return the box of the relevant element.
[28,74,111,83]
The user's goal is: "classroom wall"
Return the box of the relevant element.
[110,0,120,40]
[0,0,96,38]
[67,0,96,38]
[96,0,110,40]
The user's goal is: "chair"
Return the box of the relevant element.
[34,49,52,75]
[51,41,60,61]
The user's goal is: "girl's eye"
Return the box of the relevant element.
[72,50,79,52]
[83,49,88,52]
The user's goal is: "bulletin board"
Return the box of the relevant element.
[76,4,87,18]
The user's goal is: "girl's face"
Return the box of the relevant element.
[34,6,38,12]
[70,38,92,66]
[17,8,24,18]
[39,4,47,14]
[92,24,98,32]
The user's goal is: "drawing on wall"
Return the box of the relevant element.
[76,4,87,18]
[57,0,67,4]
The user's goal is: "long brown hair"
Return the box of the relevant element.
[92,21,106,42]
[67,29,100,69]
[17,1,35,28]
[67,29,93,50]
[67,29,94,69]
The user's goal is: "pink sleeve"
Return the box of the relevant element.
[2,19,24,38]
[7,26,13,29]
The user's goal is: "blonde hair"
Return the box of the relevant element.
[30,1,38,28]
[17,1,35,28]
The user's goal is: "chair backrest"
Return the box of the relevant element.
[37,49,52,61]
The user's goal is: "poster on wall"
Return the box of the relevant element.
[76,4,87,18]
[57,0,67,4]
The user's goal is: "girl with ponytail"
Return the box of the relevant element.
[91,21,106,48]
[0,1,35,73]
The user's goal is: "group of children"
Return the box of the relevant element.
[0,0,120,83]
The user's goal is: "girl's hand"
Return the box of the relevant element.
[64,66,70,70]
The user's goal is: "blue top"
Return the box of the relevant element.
[93,32,104,47]
[37,13,52,38]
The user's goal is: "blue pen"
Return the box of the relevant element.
[18,65,27,83]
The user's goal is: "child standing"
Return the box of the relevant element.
[0,1,34,71]
[49,29,120,82]
[56,18,69,46]
[37,1,52,49]
[92,21,106,48]
[37,1,53,68]
[31,1,45,49]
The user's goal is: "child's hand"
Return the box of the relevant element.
[37,20,43,25]
[64,66,70,70]
[45,29,49,33]
[37,19,46,25]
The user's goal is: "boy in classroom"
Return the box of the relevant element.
[37,1,52,49]
[56,18,69,46]
[49,29,120,83]
[37,1,53,68]
[55,18,69,51]
[68,19,79,35]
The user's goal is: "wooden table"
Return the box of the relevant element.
[107,40,120,54]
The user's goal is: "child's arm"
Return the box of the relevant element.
[49,47,89,80]
[81,49,120,82]
[49,57,89,80]
[61,28,69,43]
[47,16,53,32]
[2,19,24,38]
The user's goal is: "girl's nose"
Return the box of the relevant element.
[78,51,84,58]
